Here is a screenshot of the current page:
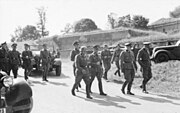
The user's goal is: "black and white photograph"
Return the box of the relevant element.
[0,0,180,113]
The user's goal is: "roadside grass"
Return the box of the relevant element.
[109,60,180,98]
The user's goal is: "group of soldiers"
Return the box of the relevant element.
[70,41,152,99]
[0,42,60,82]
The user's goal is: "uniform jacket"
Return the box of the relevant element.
[120,49,137,71]
[75,53,88,71]
[70,48,80,61]
[89,52,102,69]
[137,47,151,68]
[22,50,33,64]
[0,48,9,63]
[111,48,122,63]
[8,50,21,65]
[101,49,112,62]
[40,49,51,65]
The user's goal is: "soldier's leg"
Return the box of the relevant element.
[24,68,28,80]
[142,68,149,92]
[89,70,96,93]
[83,75,92,99]
[121,70,131,94]
[42,65,46,80]
[127,70,135,94]
[96,73,106,95]
[72,72,83,96]
[12,65,18,78]
[103,62,108,79]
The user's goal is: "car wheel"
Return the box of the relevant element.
[56,65,61,76]
[156,53,169,63]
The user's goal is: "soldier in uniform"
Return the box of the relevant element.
[71,46,92,99]
[137,42,152,94]
[89,45,107,96]
[0,42,10,75]
[111,44,122,77]
[22,44,33,80]
[8,43,21,78]
[101,44,112,80]
[40,44,51,82]
[120,43,137,95]
[70,41,81,90]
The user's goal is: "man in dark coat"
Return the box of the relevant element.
[8,43,21,78]
[137,42,152,94]
[71,46,92,99]
[40,44,51,82]
[0,42,10,74]
[70,41,81,90]
[120,43,137,95]
[111,44,122,77]
[89,45,107,96]
[101,44,112,80]
[22,44,33,80]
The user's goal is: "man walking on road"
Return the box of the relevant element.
[40,44,51,82]
[8,43,21,78]
[120,43,137,95]
[111,44,122,77]
[70,41,81,90]
[71,46,93,99]
[101,44,112,80]
[137,42,152,94]
[89,45,107,96]
[22,44,33,81]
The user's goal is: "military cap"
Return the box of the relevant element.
[125,42,131,46]
[73,41,79,46]
[80,46,87,51]
[24,43,29,46]
[93,45,99,49]
[143,42,151,45]
[11,43,17,47]
[1,42,7,46]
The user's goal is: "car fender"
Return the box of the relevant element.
[5,79,33,106]
[53,58,61,66]
[153,49,174,59]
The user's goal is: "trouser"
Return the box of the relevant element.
[122,69,135,92]
[72,69,91,97]
[9,64,18,78]
[102,61,111,79]
[73,63,81,89]
[142,67,152,91]
[115,61,121,76]
[42,64,50,80]
[89,68,104,94]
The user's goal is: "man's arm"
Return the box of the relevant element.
[75,55,83,71]
[120,51,125,73]
[137,50,145,67]
[70,50,75,61]
[111,50,116,63]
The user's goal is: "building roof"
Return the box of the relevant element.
[150,18,180,26]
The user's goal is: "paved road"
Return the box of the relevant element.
[22,59,180,113]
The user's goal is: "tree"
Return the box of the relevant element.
[73,18,98,32]
[61,23,73,34]
[132,15,149,29]
[116,14,133,28]
[107,13,117,29]
[170,5,180,18]
[37,7,49,38]
[10,26,23,42]
[11,25,40,42]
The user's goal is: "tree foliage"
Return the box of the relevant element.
[170,5,180,18]
[107,13,149,29]
[37,7,49,38]
[61,23,73,34]
[132,15,149,29]
[74,18,98,32]
[11,25,40,42]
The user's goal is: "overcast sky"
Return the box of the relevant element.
[0,0,179,43]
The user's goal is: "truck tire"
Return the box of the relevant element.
[55,65,61,76]
[156,53,169,63]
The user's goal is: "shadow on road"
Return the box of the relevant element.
[133,95,180,106]
[48,81,68,86]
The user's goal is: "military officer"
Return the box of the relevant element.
[101,44,112,80]
[40,44,51,82]
[120,43,137,95]
[111,44,122,77]
[0,42,10,75]
[70,41,81,90]
[22,44,33,80]
[137,42,152,94]
[8,43,21,78]
[89,45,107,96]
[71,46,92,99]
